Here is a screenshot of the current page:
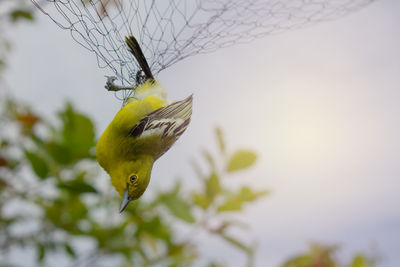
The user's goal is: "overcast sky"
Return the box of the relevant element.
[3,0,400,266]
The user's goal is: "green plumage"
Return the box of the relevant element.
[96,84,192,206]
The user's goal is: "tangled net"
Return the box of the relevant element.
[31,0,375,99]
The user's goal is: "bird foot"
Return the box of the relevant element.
[105,76,135,91]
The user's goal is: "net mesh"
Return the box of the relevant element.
[31,0,375,99]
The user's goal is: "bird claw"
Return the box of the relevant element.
[105,76,134,91]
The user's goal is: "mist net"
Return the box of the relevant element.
[31,0,374,99]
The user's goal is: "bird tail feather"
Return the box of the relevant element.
[125,35,154,80]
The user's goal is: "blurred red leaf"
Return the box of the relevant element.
[0,156,8,167]
[16,112,40,129]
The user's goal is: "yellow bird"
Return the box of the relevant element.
[96,35,192,212]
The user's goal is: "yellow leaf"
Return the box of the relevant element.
[226,150,257,172]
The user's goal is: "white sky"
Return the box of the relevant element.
[3,0,400,266]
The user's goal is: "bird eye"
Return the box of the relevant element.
[130,175,137,183]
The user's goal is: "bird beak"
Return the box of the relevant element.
[119,185,131,213]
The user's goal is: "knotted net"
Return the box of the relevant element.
[31,0,375,99]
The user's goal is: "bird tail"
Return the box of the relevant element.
[125,35,154,81]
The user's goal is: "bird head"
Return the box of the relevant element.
[114,156,154,212]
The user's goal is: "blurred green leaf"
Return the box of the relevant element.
[9,9,34,22]
[217,196,242,212]
[226,150,257,172]
[160,186,195,223]
[239,187,269,202]
[220,233,252,254]
[282,255,313,267]
[215,127,226,155]
[0,59,5,72]
[139,216,170,240]
[64,243,76,258]
[350,254,374,267]
[0,140,8,148]
[217,187,268,212]
[282,244,337,267]
[90,224,132,256]
[24,150,49,179]
[45,196,88,232]
[37,244,45,262]
[193,192,211,209]
[57,171,96,195]
[163,195,195,223]
[205,172,221,200]
[58,103,96,160]
[58,180,97,194]
[46,142,73,165]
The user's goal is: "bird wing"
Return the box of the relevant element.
[128,95,193,158]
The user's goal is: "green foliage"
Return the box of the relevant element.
[349,254,376,267]
[0,98,266,266]
[215,127,226,155]
[58,103,96,159]
[24,150,49,179]
[158,182,196,223]
[281,244,376,267]
[57,178,98,194]
[205,172,221,200]
[0,58,4,73]
[220,233,253,254]
[227,150,257,172]
[0,39,11,77]
[9,9,34,22]
[217,187,268,212]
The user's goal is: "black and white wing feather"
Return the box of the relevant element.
[128,95,193,158]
